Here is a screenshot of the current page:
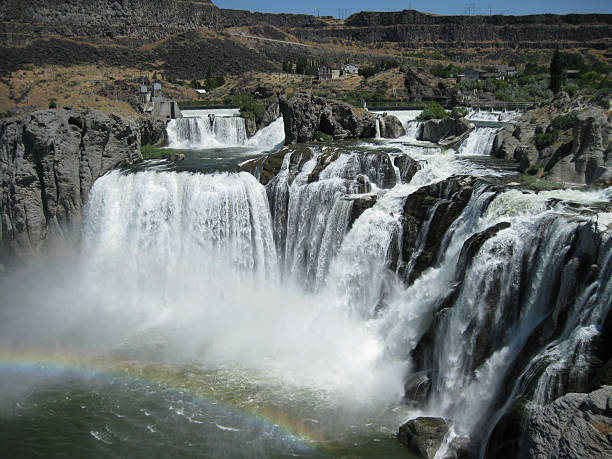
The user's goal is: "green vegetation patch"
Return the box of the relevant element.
[417,101,448,121]
[314,131,333,142]
[551,112,578,131]
[232,93,266,120]
[141,145,176,160]
[535,129,559,150]
[519,173,565,191]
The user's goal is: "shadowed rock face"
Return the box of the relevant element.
[279,93,376,144]
[0,109,141,261]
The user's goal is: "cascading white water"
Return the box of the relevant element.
[4,118,612,458]
[84,170,279,280]
[457,127,499,155]
[167,116,248,148]
[246,117,286,151]
[70,168,406,399]
[373,110,422,141]
[166,114,285,150]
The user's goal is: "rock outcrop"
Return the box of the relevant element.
[397,176,476,283]
[338,10,612,50]
[398,417,452,459]
[279,93,376,144]
[0,109,141,261]
[404,68,450,102]
[492,99,612,185]
[520,386,612,459]
[418,115,474,144]
[378,114,406,138]
[244,101,280,138]
[545,108,612,185]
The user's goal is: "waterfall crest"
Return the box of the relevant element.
[84,170,279,279]
[166,114,285,150]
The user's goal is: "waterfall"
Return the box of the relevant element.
[457,127,499,155]
[84,170,278,280]
[372,110,422,141]
[7,124,611,458]
[375,118,381,139]
[246,117,286,151]
[166,114,285,150]
[167,116,248,148]
[262,141,612,454]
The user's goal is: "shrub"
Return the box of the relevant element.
[48,98,57,109]
[233,93,265,120]
[551,112,578,131]
[564,84,578,98]
[535,129,559,150]
[417,101,448,120]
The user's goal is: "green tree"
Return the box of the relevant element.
[550,49,565,94]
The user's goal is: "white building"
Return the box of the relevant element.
[344,63,359,74]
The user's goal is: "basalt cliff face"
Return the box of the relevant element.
[1,2,610,66]
[0,109,141,262]
[332,10,612,49]
[0,0,324,45]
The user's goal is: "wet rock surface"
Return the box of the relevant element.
[398,417,452,458]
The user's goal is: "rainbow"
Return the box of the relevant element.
[0,348,331,452]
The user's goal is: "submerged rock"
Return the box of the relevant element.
[398,417,452,458]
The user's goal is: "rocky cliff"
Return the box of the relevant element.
[520,386,612,458]
[279,93,377,144]
[330,10,612,50]
[0,0,324,45]
[492,94,612,185]
[0,109,141,262]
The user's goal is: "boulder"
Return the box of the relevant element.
[0,109,141,261]
[379,114,406,138]
[398,417,452,458]
[544,108,612,185]
[361,151,397,188]
[279,93,376,144]
[394,154,419,183]
[418,116,473,144]
[343,192,377,228]
[399,176,476,283]
[520,386,612,459]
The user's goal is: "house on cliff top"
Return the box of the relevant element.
[319,64,342,81]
